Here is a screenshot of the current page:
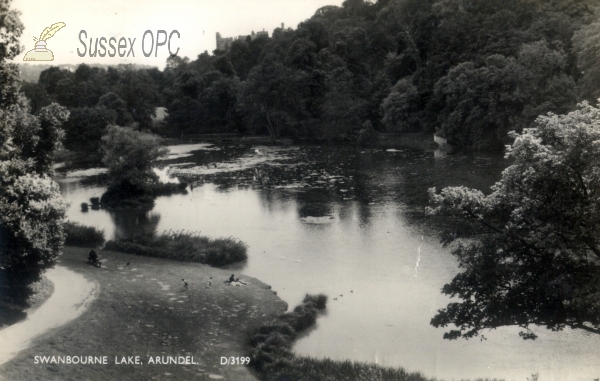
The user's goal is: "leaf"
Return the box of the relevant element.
[38,22,66,41]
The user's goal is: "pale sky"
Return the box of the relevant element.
[11,0,344,68]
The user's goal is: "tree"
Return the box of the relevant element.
[0,166,68,284]
[433,42,576,149]
[319,67,367,141]
[381,76,421,132]
[97,92,133,126]
[62,106,117,148]
[115,67,159,129]
[238,58,311,140]
[0,95,69,284]
[0,0,69,285]
[99,125,169,207]
[427,101,600,340]
[573,16,600,102]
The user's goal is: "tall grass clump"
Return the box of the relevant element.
[303,293,327,310]
[103,230,247,266]
[292,357,434,381]
[248,292,445,381]
[64,222,105,247]
[249,293,327,379]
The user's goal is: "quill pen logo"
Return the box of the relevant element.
[23,22,66,61]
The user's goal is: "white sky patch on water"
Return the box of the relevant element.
[153,166,179,183]
[168,146,295,176]
[63,168,109,177]
[160,143,220,160]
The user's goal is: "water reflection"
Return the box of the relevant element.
[53,143,600,380]
[108,210,161,240]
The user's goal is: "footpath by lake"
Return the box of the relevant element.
[46,140,600,380]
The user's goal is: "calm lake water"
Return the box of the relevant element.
[54,142,600,381]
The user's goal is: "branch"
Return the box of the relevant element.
[573,324,600,335]
[465,210,545,258]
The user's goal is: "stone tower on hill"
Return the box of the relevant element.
[216,25,281,52]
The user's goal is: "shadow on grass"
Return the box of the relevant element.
[0,270,53,328]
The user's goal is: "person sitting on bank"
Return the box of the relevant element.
[88,250,98,264]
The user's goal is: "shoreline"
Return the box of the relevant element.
[0,266,98,366]
[0,246,287,380]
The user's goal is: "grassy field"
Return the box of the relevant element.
[0,246,510,381]
[0,246,287,381]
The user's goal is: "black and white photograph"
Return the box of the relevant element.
[0,0,599,379]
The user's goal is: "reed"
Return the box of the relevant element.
[248,293,504,381]
[292,357,433,381]
[103,230,247,266]
[64,221,105,247]
[249,293,326,378]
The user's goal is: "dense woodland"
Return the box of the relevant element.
[21,0,600,149]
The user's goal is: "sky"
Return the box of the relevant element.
[11,0,344,69]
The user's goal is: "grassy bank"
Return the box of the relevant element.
[104,230,248,266]
[0,274,54,329]
[248,295,437,381]
[64,221,105,247]
[287,357,434,381]
[249,294,329,380]
[0,246,287,381]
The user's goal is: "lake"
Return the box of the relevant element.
[54,142,600,381]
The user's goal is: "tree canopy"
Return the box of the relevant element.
[101,125,168,187]
[427,101,600,339]
[0,0,69,284]
[22,0,600,148]
[99,125,172,208]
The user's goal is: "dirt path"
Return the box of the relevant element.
[0,266,98,366]
[0,247,287,381]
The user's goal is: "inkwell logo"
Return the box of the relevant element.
[23,22,66,61]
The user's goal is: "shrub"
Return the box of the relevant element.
[357,120,379,146]
[255,321,297,341]
[283,304,318,332]
[0,171,68,284]
[294,357,434,381]
[303,293,327,310]
[249,294,328,378]
[63,222,105,247]
[103,230,247,266]
[248,295,440,381]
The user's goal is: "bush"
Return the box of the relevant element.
[99,178,187,210]
[303,293,327,310]
[0,171,68,285]
[249,294,328,378]
[294,357,433,381]
[103,230,247,266]
[357,120,379,146]
[282,304,318,332]
[64,222,105,247]
[100,175,155,209]
[247,294,445,381]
